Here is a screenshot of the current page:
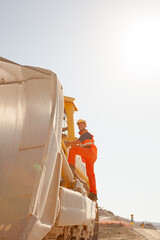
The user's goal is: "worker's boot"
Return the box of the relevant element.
[88,192,98,201]
[69,164,89,193]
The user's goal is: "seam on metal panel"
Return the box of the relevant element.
[19,145,45,151]
[0,78,50,85]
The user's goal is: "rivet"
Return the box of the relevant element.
[4,224,11,232]
[1,236,7,240]
[1,78,5,83]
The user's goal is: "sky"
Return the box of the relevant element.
[1,0,160,223]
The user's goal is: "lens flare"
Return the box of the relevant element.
[33,163,42,172]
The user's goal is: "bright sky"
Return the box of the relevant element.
[1,0,160,223]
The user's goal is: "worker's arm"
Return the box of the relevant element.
[64,139,81,147]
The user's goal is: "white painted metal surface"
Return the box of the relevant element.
[57,187,96,226]
[0,58,64,240]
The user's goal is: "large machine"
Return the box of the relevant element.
[0,57,98,240]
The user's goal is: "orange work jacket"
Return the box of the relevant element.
[79,129,97,156]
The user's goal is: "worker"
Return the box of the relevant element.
[65,119,98,201]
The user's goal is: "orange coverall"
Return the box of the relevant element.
[68,130,97,194]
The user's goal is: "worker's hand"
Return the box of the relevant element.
[62,127,68,132]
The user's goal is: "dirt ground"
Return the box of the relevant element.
[98,208,160,240]
[99,223,145,240]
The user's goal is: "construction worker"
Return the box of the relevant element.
[65,119,97,201]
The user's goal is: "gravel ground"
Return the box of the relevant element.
[99,223,145,240]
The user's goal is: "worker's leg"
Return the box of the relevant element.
[68,146,97,194]
[68,146,95,165]
[68,146,83,165]
[80,147,97,194]
[84,155,97,194]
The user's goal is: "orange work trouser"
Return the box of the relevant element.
[68,146,97,194]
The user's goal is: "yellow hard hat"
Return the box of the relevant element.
[77,119,86,125]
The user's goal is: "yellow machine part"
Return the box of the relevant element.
[62,96,89,186]
[63,96,77,141]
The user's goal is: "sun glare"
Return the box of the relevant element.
[120,17,160,76]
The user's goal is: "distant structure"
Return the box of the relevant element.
[141,222,144,228]
[131,214,134,226]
